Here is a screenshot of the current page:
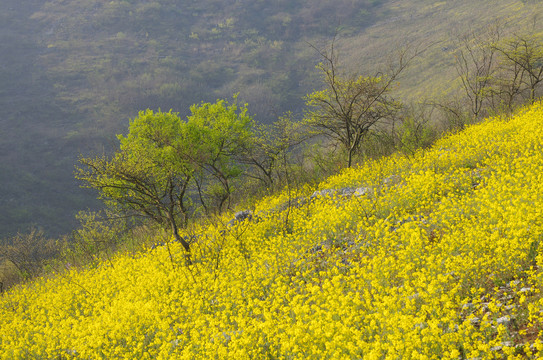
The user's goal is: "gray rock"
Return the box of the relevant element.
[227,210,253,227]
[310,186,373,200]
[496,315,511,326]
[383,175,401,187]
[234,210,253,222]
[353,187,373,197]
[338,187,356,196]
[310,189,337,199]
[171,339,181,347]
[519,287,533,294]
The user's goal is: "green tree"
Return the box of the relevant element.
[186,98,254,215]
[76,99,253,260]
[67,210,129,267]
[76,109,195,255]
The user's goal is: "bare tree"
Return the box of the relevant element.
[242,112,308,189]
[454,24,503,120]
[491,46,526,113]
[304,37,420,167]
[0,228,58,281]
[494,34,543,104]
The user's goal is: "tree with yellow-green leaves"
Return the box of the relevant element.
[76,98,254,260]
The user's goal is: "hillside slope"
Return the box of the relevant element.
[2,103,543,358]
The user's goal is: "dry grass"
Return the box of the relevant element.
[334,0,543,101]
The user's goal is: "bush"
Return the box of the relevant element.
[0,228,58,283]
[397,116,437,156]
[61,210,129,268]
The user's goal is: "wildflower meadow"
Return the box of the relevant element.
[2,103,543,359]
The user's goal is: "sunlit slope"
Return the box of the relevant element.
[2,104,543,358]
[340,0,543,101]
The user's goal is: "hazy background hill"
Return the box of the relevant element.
[1,0,542,238]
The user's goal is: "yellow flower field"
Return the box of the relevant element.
[2,103,543,359]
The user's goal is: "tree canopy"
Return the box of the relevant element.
[76,99,254,258]
[185,98,254,214]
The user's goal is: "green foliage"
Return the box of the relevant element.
[186,98,255,214]
[76,98,254,255]
[5,0,543,238]
[397,115,437,156]
[301,141,346,184]
[76,109,196,253]
[63,210,129,267]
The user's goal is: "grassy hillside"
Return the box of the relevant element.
[2,102,543,358]
[337,0,543,101]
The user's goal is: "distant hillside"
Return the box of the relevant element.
[0,0,385,237]
[1,0,543,237]
[2,102,543,358]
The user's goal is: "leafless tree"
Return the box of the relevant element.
[242,112,308,189]
[304,37,422,167]
[493,34,543,104]
[454,24,503,120]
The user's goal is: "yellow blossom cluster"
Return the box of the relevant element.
[2,103,543,358]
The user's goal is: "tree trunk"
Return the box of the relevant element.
[168,214,192,265]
